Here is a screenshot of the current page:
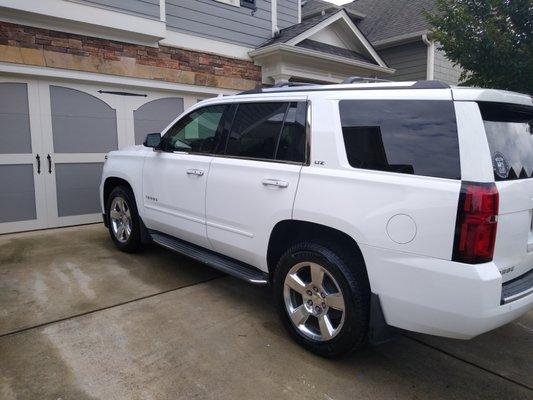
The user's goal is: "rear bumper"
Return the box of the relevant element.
[501,269,533,304]
[360,244,533,339]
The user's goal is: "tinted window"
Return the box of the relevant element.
[226,102,288,160]
[339,100,461,179]
[163,105,225,153]
[479,102,533,181]
[276,102,307,163]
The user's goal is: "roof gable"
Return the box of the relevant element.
[258,9,387,68]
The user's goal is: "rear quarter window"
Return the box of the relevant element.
[339,100,461,180]
[479,102,533,181]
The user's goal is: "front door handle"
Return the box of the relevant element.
[36,154,41,174]
[262,179,289,188]
[186,168,204,176]
[47,154,52,174]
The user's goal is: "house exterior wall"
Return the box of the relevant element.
[278,0,299,29]
[76,0,161,20]
[378,41,427,81]
[165,0,274,47]
[0,21,261,91]
[434,47,461,85]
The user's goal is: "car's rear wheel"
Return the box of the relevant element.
[274,241,369,357]
[106,186,142,253]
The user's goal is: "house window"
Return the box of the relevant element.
[241,0,256,9]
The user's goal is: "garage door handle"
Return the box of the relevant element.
[36,154,41,174]
[186,168,204,176]
[262,179,289,188]
[47,154,52,174]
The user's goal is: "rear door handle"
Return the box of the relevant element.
[262,179,289,188]
[186,168,204,176]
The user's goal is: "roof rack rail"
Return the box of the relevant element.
[235,79,450,96]
[237,81,318,95]
[272,81,318,88]
[342,76,391,84]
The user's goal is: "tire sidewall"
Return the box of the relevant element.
[274,243,369,357]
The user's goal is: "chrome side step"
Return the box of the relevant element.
[150,230,269,285]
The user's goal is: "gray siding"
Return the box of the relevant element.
[278,0,298,29]
[166,0,274,47]
[434,47,462,85]
[76,0,160,20]
[379,42,428,81]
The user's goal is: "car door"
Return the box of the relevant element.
[206,100,308,270]
[142,104,227,249]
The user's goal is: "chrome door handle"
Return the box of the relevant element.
[262,179,289,188]
[186,168,204,176]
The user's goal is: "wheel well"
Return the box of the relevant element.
[267,220,366,277]
[103,177,133,210]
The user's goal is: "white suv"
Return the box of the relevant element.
[100,80,533,357]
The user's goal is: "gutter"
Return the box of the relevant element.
[422,34,435,80]
[271,0,279,36]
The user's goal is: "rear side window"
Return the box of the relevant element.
[225,102,306,163]
[339,100,461,179]
[479,102,533,181]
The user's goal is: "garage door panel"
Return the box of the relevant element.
[0,83,32,154]
[50,86,118,153]
[0,164,37,223]
[55,162,104,217]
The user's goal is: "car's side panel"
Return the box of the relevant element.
[142,151,213,249]
[205,158,301,271]
[293,96,461,261]
[454,101,494,183]
[100,145,149,218]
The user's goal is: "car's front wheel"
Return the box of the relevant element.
[106,185,142,253]
[274,241,370,357]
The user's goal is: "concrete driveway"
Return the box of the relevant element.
[1,225,531,400]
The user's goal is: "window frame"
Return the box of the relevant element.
[215,100,310,166]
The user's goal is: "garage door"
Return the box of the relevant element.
[0,77,187,234]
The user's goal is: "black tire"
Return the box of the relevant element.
[106,185,142,253]
[273,241,370,358]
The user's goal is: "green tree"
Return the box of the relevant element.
[426,0,533,93]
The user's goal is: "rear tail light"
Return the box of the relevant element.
[452,182,499,264]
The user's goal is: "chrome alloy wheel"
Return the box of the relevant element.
[110,196,132,243]
[283,262,346,342]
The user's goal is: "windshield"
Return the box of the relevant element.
[479,102,533,181]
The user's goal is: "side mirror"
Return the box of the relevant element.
[143,132,162,149]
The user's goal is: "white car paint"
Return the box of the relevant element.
[101,82,533,340]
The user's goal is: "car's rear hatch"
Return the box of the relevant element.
[479,101,533,283]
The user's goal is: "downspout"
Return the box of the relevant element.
[272,0,279,37]
[422,34,435,80]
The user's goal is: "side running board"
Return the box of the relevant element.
[150,230,269,285]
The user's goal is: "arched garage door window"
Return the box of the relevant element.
[134,97,184,145]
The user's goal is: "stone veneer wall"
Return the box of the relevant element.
[0,21,261,91]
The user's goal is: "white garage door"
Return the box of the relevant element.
[0,76,189,234]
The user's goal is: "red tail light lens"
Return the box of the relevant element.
[452,182,499,264]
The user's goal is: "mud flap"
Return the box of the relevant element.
[368,293,399,345]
